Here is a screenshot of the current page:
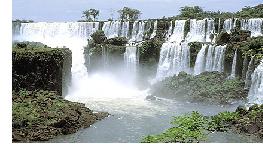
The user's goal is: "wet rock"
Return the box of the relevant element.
[12,90,109,142]
[235,105,247,115]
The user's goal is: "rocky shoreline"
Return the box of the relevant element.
[12,90,109,142]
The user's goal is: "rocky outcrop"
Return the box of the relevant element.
[12,42,72,96]
[12,90,109,142]
[151,71,247,104]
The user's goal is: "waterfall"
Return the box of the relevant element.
[241,18,263,37]
[166,21,173,40]
[150,20,158,39]
[229,49,237,78]
[168,20,186,42]
[17,22,99,96]
[124,44,139,74]
[130,21,145,42]
[120,21,130,38]
[194,45,226,75]
[156,42,190,80]
[155,20,190,81]
[248,59,263,104]
[245,56,255,89]
[223,18,234,33]
[194,44,207,75]
[206,19,215,42]
[186,19,206,42]
[242,54,249,80]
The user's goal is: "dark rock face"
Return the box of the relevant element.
[151,72,247,104]
[12,44,72,96]
[12,90,109,142]
[232,104,263,139]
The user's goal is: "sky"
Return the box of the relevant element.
[13,0,263,22]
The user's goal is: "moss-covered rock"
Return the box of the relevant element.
[104,37,128,46]
[151,71,247,104]
[12,42,72,96]
[12,90,109,142]
[188,42,202,67]
[90,30,107,44]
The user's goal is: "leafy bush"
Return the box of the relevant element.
[91,30,107,44]
[104,37,128,46]
[142,112,207,143]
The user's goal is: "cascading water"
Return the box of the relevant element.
[194,45,226,75]
[168,20,186,42]
[229,49,237,78]
[194,44,208,75]
[248,59,263,104]
[241,18,263,37]
[124,43,139,82]
[18,22,98,96]
[150,20,158,39]
[130,21,145,42]
[186,19,206,42]
[166,21,173,40]
[120,21,130,38]
[155,20,190,81]
[206,19,215,42]
[223,18,234,33]
[245,56,255,89]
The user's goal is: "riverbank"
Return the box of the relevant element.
[12,90,109,142]
[142,104,263,143]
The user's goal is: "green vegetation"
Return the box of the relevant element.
[188,42,202,67]
[12,90,109,142]
[139,38,163,65]
[142,104,263,143]
[142,112,207,143]
[167,4,262,20]
[151,72,247,104]
[90,30,107,44]
[118,7,141,21]
[82,9,100,21]
[236,4,263,18]
[12,42,72,96]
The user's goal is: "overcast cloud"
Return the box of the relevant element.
[12,0,263,22]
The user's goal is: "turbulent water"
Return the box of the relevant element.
[241,18,263,37]
[229,49,238,78]
[194,44,226,75]
[248,59,263,104]
[155,20,190,81]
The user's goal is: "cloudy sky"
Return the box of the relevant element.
[13,0,262,22]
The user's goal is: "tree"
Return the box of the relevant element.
[118,7,141,21]
[179,6,204,18]
[82,9,100,21]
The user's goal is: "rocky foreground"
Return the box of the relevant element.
[12,90,109,142]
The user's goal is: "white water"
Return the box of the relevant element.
[248,59,263,104]
[229,49,238,78]
[194,44,226,75]
[245,56,255,89]
[241,18,263,37]
[150,20,158,39]
[186,19,206,42]
[15,22,152,116]
[223,18,235,33]
[166,21,173,40]
[130,21,145,42]
[206,19,215,42]
[194,44,208,75]
[155,20,190,81]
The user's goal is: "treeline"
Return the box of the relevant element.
[167,4,263,20]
